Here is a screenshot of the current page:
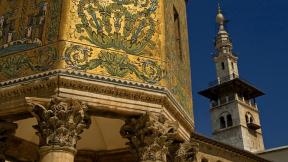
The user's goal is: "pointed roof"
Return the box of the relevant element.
[214,3,234,56]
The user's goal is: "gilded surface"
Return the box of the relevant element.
[62,0,165,84]
[0,0,62,55]
[0,0,165,85]
[64,44,163,84]
[69,0,162,58]
[0,45,60,80]
[0,0,192,114]
[163,1,193,114]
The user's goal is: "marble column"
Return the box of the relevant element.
[120,113,178,162]
[27,97,91,162]
[0,121,17,161]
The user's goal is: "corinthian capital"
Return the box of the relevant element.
[0,121,17,159]
[120,112,178,162]
[27,97,91,152]
[175,141,199,162]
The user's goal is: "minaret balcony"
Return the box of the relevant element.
[247,122,261,130]
[212,52,238,58]
[199,74,264,109]
[210,95,258,110]
[209,74,239,87]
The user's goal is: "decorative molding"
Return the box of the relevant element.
[175,141,199,162]
[0,121,17,159]
[26,97,91,153]
[120,112,178,162]
[0,72,194,134]
[0,69,164,90]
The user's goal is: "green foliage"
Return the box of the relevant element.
[65,45,162,84]
[0,47,59,78]
[75,0,159,55]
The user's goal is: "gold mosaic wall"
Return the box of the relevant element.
[0,0,192,115]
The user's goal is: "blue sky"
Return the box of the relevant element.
[186,0,288,149]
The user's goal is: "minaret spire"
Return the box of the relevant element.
[216,0,227,32]
[216,2,225,31]
[215,3,233,56]
[213,3,239,82]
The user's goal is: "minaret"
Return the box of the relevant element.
[214,4,239,82]
[199,4,265,153]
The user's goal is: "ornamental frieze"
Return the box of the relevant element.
[0,46,59,80]
[64,44,164,84]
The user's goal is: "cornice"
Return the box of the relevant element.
[0,69,164,90]
[0,69,194,134]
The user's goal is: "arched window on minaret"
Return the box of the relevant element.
[245,112,254,124]
[221,62,225,70]
[220,116,226,129]
[227,114,233,127]
[219,112,233,129]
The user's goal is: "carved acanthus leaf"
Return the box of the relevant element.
[175,141,199,162]
[120,112,178,162]
[28,97,91,149]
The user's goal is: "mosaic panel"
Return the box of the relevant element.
[64,43,164,84]
[67,0,163,59]
[0,0,62,55]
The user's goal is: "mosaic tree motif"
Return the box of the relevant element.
[75,0,159,56]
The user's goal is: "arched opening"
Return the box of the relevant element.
[245,112,254,124]
[219,112,233,129]
[245,112,261,130]
[220,116,226,129]
[221,62,225,70]
[245,114,249,123]
[227,114,233,127]
[201,158,209,162]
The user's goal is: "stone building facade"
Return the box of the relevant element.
[0,0,270,162]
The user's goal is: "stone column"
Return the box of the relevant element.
[120,113,178,162]
[174,141,199,162]
[0,121,17,161]
[27,97,91,162]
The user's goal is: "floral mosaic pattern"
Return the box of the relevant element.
[64,45,163,84]
[74,0,159,55]
[0,47,59,79]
